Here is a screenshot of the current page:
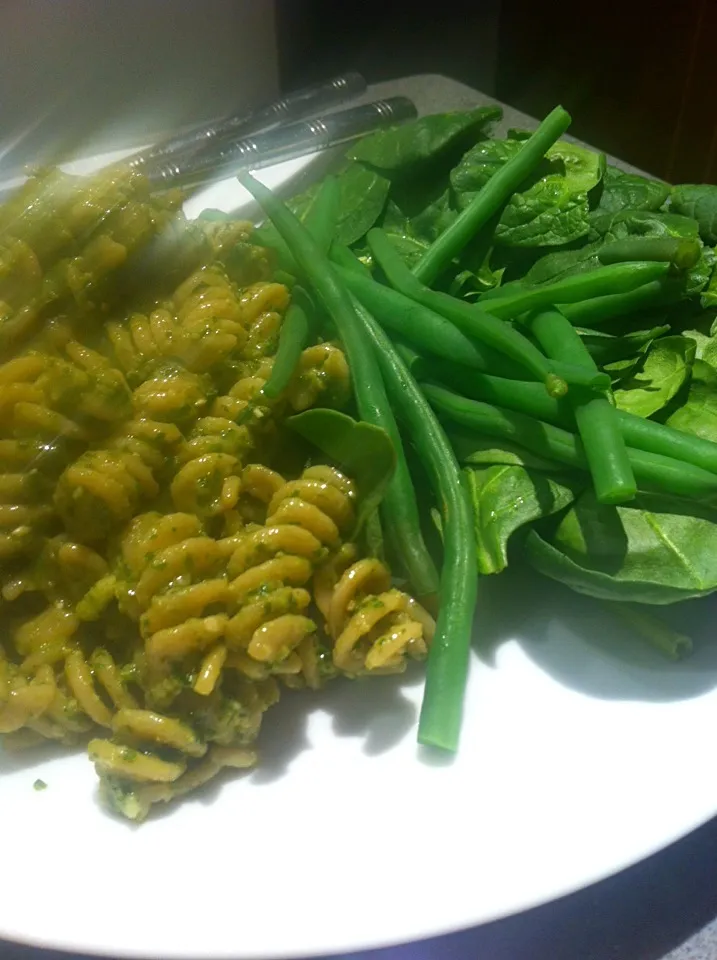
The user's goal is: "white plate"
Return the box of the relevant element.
[2,154,717,960]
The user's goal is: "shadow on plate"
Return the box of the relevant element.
[473,566,717,704]
[1,665,422,822]
[252,665,422,785]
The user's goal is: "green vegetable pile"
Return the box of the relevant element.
[240,103,717,752]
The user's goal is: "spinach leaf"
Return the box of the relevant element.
[451,139,605,248]
[449,429,564,472]
[385,184,456,238]
[525,490,717,603]
[699,246,717,308]
[613,335,695,417]
[681,328,717,370]
[605,354,646,385]
[601,209,698,243]
[347,106,502,173]
[465,464,575,574]
[449,262,504,299]
[588,208,714,295]
[692,359,717,386]
[256,161,390,259]
[671,184,717,245]
[288,408,396,534]
[593,165,669,217]
[667,382,717,442]
[522,242,603,284]
[378,185,458,267]
[331,163,391,245]
[579,325,670,366]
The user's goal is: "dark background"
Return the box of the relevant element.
[276,0,716,183]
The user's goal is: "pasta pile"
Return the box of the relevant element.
[0,165,434,820]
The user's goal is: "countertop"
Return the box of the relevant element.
[2,73,717,960]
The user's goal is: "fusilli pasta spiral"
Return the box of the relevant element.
[317,551,435,676]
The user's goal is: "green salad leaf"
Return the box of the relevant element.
[670,184,717,245]
[465,465,575,574]
[525,490,717,603]
[589,208,715,295]
[613,335,695,417]
[666,382,717,442]
[255,161,390,260]
[593,165,669,216]
[681,328,717,370]
[347,106,502,173]
[451,138,605,247]
[580,325,671,366]
[449,429,563,472]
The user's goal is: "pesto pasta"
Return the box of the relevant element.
[0,164,433,820]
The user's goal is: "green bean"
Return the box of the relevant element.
[238,172,439,603]
[431,359,571,423]
[480,261,671,320]
[423,384,717,501]
[423,359,717,477]
[391,340,424,375]
[260,286,313,400]
[330,241,372,277]
[560,279,682,327]
[391,341,570,423]
[334,260,527,378]
[597,237,701,269]
[528,308,636,504]
[616,413,717,476]
[412,105,572,286]
[303,175,341,257]
[350,298,478,752]
[368,228,606,396]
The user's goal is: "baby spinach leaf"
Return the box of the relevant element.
[449,262,504,299]
[681,328,717,370]
[451,139,605,248]
[590,208,713,295]
[378,187,458,268]
[379,230,431,269]
[522,242,603,285]
[525,490,717,603]
[613,335,695,417]
[605,354,645,385]
[594,165,669,217]
[347,106,502,173]
[580,325,670,365]
[449,429,564,472]
[693,359,717,385]
[385,183,456,237]
[671,184,717,245]
[699,247,717,308]
[601,209,698,242]
[465,464,575,574]
[258,162,390,254]
[288,408,396,534]
[331,163,391,246]
[666,382,717,442]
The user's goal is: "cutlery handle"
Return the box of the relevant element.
[130,72,367,171]
[148,97,417,189]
